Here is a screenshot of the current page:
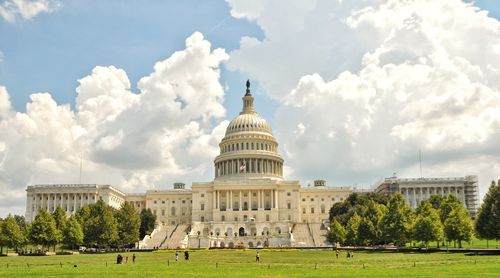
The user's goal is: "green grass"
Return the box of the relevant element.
[0,249,499,277]
[407,239,500,249]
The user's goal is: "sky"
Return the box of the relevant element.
[1,0,500,217]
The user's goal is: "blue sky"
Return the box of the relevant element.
[1,0,500,216]
[1,0,498,124]
[0,0,275,119]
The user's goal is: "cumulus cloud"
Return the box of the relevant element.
[0,32,228,216]
[227,0,500,195]
[0,0,60,23]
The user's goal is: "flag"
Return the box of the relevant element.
[240,163,246,172]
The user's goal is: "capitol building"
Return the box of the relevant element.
[24,81,479,249]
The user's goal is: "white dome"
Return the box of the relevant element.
[225,113,272,135]
[214,81,284,180]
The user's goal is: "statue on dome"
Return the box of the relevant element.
[245,79,252,96]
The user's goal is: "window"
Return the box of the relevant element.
[201,193,205,198]
[172,201,175,204]
[244,215,248,221]
[154,200,157,204]
[162,200,165,204]
[302,198,305,202]
[266,215,270,221]
[287,192,291,196]
[287,202,291,209]
[253,192,257,197]
[171,207,176,216]
[310,198,314,201]
[161,210,165,216]
[201,216,205,222]
[221,215,225,221]
[201,204,205,211]
[182,200,186,204]
[311,208,315,214]
[303,208,306,214]
[288,215,291,221]
[234,216,238,221]
[153,210,157,216]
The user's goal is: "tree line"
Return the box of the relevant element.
[327,180,500,248]
[0,200,157,254]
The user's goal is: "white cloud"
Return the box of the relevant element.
[0,0,60,23]
[227,0,500,197]
[0,32,228,216]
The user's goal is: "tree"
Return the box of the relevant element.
[29,209,61,251]
[326,219,346,245]
[140,208,156,239]
[439,194,462,224]
[444,205,474,248]
[329,192,387,226]
[63,216,83,250]
[475,181,500,247]
[2,215,26,253]
[0,219,5,254]
[81,200,118,248]
[426,195,445,210]
[116,202,141,247]
[358,217,377,246]
[379,193,413,246]
[345,212,361,246]
[52,207,67,232]
[52,207,67,249]
[413,202,443,248]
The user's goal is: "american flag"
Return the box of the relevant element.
[239,163,246,172]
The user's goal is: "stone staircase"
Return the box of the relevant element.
[291,223,315,247]
[138,225,169,249]
[162,224,190,249]
[308,223,330,247]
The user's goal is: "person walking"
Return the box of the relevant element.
[184,250,189,260]
[132,253,136,264]
[175,251,179,261]
[256,251,260,262]
[335,250,339,259]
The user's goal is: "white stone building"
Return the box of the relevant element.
[25,184,125,222]
[373,175,479,217]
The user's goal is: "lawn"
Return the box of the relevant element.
[0,249,499,277]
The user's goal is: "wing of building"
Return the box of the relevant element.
[373,175,479,217]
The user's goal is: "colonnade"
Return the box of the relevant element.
[215,158,282,177]
[402,186,465,209]
[28,192,97,215]
[211,189,279,211]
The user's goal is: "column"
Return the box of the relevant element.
[229,190,232,210]
[213,190,216,210]
[247,190,251,210]
[258,190,261,209]
[73,194,76,213]
[271,190,274,208]
[275,189,279,209]
[239,190,242,210]
[79,193,82,207]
